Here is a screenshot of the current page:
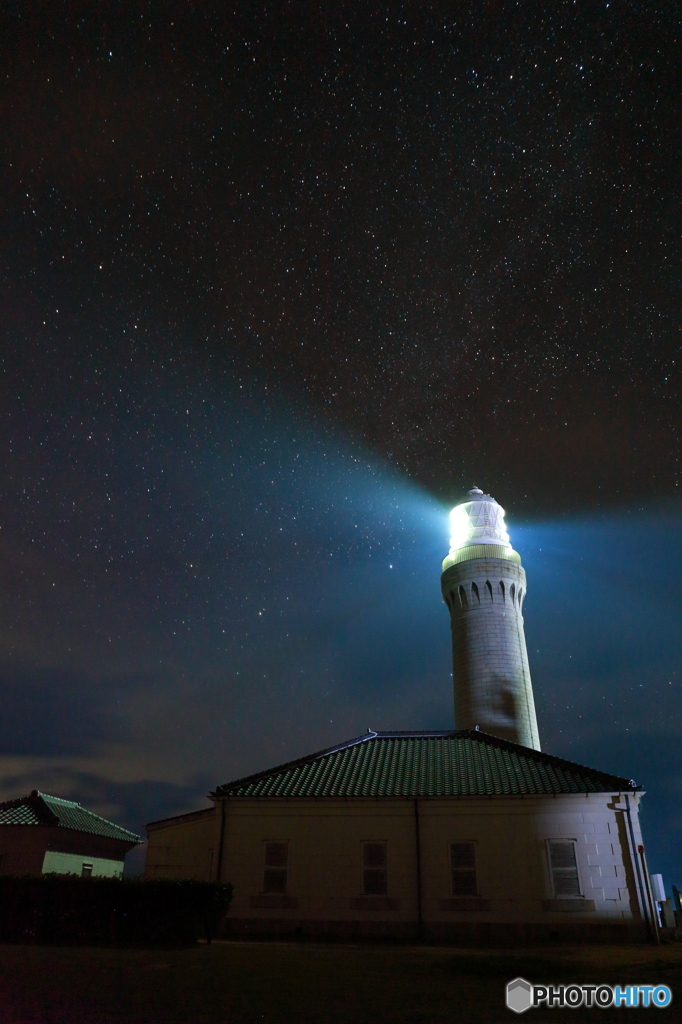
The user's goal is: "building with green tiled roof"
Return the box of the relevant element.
[0,790,140,877]
[146,727,651,942]
[144,490,655,943]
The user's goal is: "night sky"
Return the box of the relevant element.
[1,5,680,884]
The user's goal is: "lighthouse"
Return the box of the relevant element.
[440,487,541,750]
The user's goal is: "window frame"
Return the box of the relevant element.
[449,841,479,897]
[361,840,388,896]
[262,840,289,895]
[546,838,583,899]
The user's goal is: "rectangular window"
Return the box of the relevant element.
[362,842,388,895]
[81,863,93,877]
[548,840,581,897]
[263,842,288,894]
[450,843,477,896]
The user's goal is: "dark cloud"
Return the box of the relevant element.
[0,663,125,756]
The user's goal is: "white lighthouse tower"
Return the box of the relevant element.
[441,487,541,750]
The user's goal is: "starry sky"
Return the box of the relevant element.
[1,5,680,884]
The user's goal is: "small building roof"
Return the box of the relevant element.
[0,791,140,843]
[211,730,637,800]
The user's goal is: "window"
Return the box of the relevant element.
[81,863,93,877]
[548,840,581,897]
[263,842,288,894]
[450,843,477,896]
[362,842,387,895]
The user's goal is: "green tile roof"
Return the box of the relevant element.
[212,731,637,799]
[0,791,140,843]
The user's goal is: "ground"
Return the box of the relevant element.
[0,940,680,1023]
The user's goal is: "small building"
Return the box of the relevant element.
[0,790,140,877]
[145,730,652,943]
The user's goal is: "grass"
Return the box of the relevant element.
[0,940,680,1023]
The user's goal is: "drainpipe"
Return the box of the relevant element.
[413,799,423,937]
[215,798,227,883]
[623,794,652,939]
[637,843,661,945]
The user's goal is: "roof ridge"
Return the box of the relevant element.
[373,731,457,737]
[64,806,140,840]
[38,793,140,839]
[464,729,635,785]
[0,793,140,841]
[211,731,379,796]
[39,792,80,807]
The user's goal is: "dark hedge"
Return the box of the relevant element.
[0,875,234,946]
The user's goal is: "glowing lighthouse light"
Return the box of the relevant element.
[448,486,510,553]
[447,486,511,561]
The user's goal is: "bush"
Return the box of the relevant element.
[0,875,234,946]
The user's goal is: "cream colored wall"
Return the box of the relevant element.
[144,807,217,880]
[222,799,419,922]
[42,850,124,877]
[218,793,645,925]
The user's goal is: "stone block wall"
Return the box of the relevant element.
[441,556,540,749]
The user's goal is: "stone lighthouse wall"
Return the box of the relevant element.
[441,555,540,750]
